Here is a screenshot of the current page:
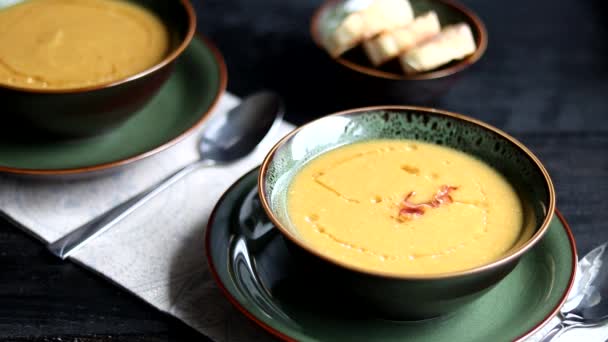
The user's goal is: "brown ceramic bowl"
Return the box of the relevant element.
[0,0,196,137]
[311,0,488,80]
[258,106,555,319]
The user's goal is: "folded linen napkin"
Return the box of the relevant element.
[0,93,291,341]
[0,93,605,341]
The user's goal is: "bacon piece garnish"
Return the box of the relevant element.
[430,185,458,207]
[399,192,427,217]
[398,185,458,219]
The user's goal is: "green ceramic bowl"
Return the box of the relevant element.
[0,0,196,137]
[310,0,488,81]
[258,106,556,320]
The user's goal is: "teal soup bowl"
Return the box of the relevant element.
[0,0,196,137]
[258,106,555,320]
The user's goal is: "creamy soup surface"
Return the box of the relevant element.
[0,0,170,89]
[287,139,533,275]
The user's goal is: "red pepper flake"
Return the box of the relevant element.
[398,185,458,219]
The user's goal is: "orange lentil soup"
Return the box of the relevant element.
[287,139,534,275]
[0,0,170,90]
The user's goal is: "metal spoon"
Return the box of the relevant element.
[48,91,284,259]
[540,242,608,341]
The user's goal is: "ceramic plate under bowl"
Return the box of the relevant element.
[311,0,487,80]
[0,35,227,176]
[206,168,576,342]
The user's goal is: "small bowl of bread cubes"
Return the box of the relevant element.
[311,0,487,80]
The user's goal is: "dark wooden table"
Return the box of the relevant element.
[1,0,607,340]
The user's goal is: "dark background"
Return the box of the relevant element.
[1,0,607,340]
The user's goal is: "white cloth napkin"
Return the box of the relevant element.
[0,93,605,341]
[0,93,290,341]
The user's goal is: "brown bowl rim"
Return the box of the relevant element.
[0,0,197,93]
[0,34,227,176]
[310,0,488,80]
[258,105,556,280]
[206,165,575,341]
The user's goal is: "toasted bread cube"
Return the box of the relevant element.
[363,11,441,66]
[400,23,476,73]
[321,0,414,57]
[362,0,414,38]
[323,12,367,57]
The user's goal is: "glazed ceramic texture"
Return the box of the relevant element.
[207,168,574,341]
[0,36,225,175]
[0,0,195,137]
[259,107,555,319]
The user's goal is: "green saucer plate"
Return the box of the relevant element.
[206,168,577,342]
[0,35,227,176]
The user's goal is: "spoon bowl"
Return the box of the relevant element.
[200,92,284,162]
[540,242,608,341]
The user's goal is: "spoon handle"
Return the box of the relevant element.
[48,159,207,259]
[539,320,582,342]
